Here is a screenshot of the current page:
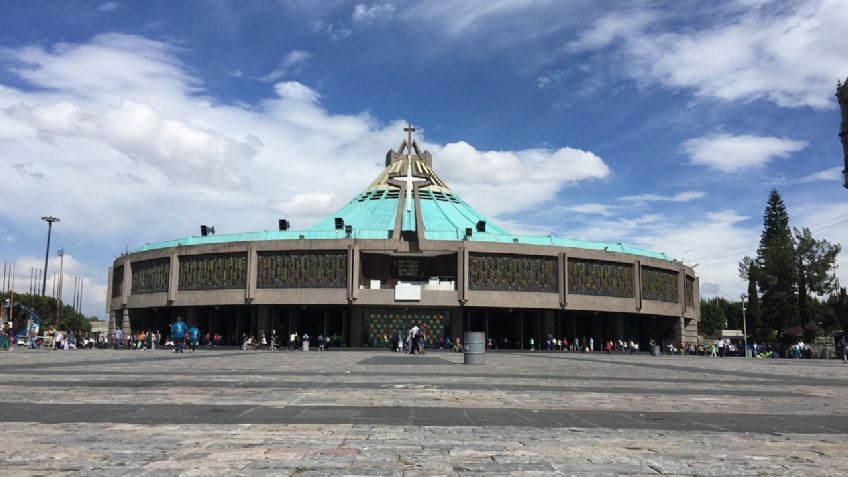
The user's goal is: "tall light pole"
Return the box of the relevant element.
[40,216,59,296]
[55,249,64,326]
[741,293,749,358]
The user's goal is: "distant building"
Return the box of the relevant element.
[107,128,699,350]
[838,77,848,189]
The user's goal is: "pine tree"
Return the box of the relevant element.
[755,190,797,333]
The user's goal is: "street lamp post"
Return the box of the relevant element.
[55,249,64,327]
[741,293,749,358]
[40,216,59,296]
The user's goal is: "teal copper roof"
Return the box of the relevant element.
[136,135,671,261]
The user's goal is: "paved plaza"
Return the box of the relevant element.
[1,349,847,475]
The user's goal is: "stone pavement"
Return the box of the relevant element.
[1,348,847,475]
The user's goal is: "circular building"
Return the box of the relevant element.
[108,130,699,350]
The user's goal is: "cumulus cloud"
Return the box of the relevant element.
[258,50,311,83]
[7,98,255,189]
[0,33,611,316]
[682,134,807,173]
[432,141,610,216]
[566,0,848,108]
[273,81,321,103]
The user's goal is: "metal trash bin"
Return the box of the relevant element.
[464,331,485,365]
[302,340,310,352]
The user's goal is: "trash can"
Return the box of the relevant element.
[302,340,310,352]
[464,331,485,365]
[651,344,660,356]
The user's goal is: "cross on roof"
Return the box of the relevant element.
[404,123,416,150]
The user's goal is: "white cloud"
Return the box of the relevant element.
[258,50,311,83]
[273,81,320,103]
[562,203,616,216]
[7,98,255,189]
[431,141,610,216]
[4,253,106,319]
[312,20,352,40]
[565,11,656,52]
[97,2,120,12]
[267,192,337,222]
[567,0,848,108]
[0,33,611,316]
[620,191,705,203]
[682,134,807,173]
[352,3,395,23]
[800,166,843,183]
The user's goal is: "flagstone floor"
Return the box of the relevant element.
[1,348,846,475]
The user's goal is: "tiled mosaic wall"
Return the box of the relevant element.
[567,259,634,298]
[178,253,247,291]
[367,309,447,346]
[685,276,695,307]
[468,253,558,292]
[131,258,170,294]
[641,266,679,303]
[257,251,347,289]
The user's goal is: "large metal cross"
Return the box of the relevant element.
[404,123,416,150]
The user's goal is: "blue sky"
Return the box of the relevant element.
[1,0,846,318]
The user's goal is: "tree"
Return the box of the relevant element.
[794,227,841,324]
[698,300,726,336]
[830,288,848,332]
[754,190,797,333]
[738,256,763,338]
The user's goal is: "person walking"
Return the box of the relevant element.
[171,317,187,354]
[113,328,123,350]
[839,335,847,364]
[188,325,200,353]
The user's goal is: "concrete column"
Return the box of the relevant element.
[634,260,642,312]
[560,253,567,308]
[458,247,468,305]
[245,246,257,302]
[106,267,114,313]
[120,259,131,307]
[121,308,131,337]
[168,251,178,303]
[108,311,116,335]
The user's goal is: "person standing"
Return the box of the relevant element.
[839,335,847,364]
[171,317,187,354]
[113,328,123,350]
